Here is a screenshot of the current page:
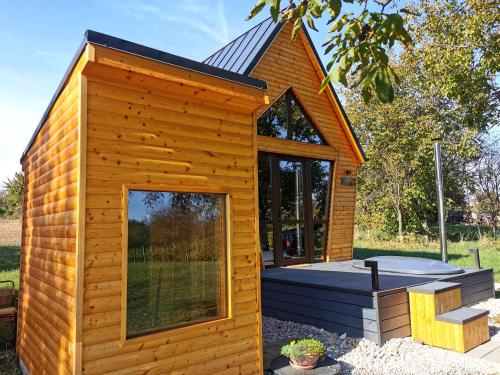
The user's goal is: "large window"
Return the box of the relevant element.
[257,89,325,145]
[126,191,227,338]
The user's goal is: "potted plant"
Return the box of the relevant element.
[280,338,326,370]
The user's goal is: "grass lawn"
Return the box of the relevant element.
[127,260,222,337]
[354,239,500,282]
[0,246,20,374]
[0,246,20,289]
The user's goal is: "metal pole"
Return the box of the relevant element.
[295,169,302,256]
[433,138,448,262]
[468,248,481,269]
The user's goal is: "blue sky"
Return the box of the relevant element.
[0,1,497,184]
[0,0,297,183]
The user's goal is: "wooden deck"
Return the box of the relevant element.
[261,261,495,345]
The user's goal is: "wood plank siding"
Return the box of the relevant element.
[250,22,361,261]
[19,46,92,375]
[19,21,364,373]
[79,46,267,374]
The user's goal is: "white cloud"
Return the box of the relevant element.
[118,0,229,45]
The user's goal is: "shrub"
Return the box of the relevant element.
[280,338,326,360]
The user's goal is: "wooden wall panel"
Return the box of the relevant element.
[81,60,263,374]
[19,57,89,375]
[251,22,361,261]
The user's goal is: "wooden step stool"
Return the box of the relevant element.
[407,281,490,352]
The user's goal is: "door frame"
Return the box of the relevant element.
[265,153,332,266]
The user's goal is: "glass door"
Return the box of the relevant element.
[258,152,332,267]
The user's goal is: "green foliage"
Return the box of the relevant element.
[343,0,498,238]
[472,139,500,239]
[413,0,499,131]
[247,0,414,103]
[0,172,24,219]
[280,338,326,359]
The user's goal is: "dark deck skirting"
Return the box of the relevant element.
[261,261,494,345]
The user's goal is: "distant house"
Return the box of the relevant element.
[18,17,364,375]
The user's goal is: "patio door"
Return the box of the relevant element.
[273,155,310,265]
[258,152,333,267]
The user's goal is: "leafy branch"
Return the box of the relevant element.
[247,0,416,103]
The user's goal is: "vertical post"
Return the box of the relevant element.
[468,248,481,269]
[295,168,302,256]
[433,138,448,262]
[365,260,380,291]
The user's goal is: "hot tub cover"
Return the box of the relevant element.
[353,256,465,275]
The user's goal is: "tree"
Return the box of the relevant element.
[412,0,499,133]
[0,172,24,219]
[473,140,500,240]
[248,0,414,103]
[342,0,498,238]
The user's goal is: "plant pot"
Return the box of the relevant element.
[289,354,320,370]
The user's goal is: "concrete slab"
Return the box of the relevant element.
[465,340,500,363]
[264,340,290,370]
[482,346,500,363]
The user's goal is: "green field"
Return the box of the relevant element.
[127,261,222,336]
[0,246,20,290]
[354,240,500,282]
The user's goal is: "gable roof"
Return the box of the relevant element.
[204,18,367,163]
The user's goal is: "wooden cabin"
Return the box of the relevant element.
[18,18,365,375]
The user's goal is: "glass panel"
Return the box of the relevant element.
[260,223,275,265]
[127,191,226,337]
[313,223,326,261]
[257,153,272,220]
[281,223,306,259]
[257,95,287,139]
[257,89,325,145]
[279,160,304,220]
[289,95,322,144]
[311,160,332,220]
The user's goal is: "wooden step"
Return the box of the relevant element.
[407,281,461,295]
[436,307,489,325]
[408,282,490,353]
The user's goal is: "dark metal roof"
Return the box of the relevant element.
[203,17,284,75]
[86,30,267,89]
[22,30,267,160]
[204,19,367,162]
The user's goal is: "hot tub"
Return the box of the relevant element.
[353,256,465,275]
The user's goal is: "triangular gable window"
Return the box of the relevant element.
[257,89,325,144]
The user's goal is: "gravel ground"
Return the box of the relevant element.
[472,297,500,341]
[263,297,500,375]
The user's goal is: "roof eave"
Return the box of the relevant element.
[21,30,269,161]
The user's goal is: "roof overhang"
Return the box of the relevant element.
[21,30,269,160]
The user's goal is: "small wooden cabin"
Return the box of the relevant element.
[18,18,365,375]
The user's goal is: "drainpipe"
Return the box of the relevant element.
[433,138,448,262]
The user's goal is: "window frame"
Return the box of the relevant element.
[120,184,233,345]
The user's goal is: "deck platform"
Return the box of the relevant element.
[261,261,494,345]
